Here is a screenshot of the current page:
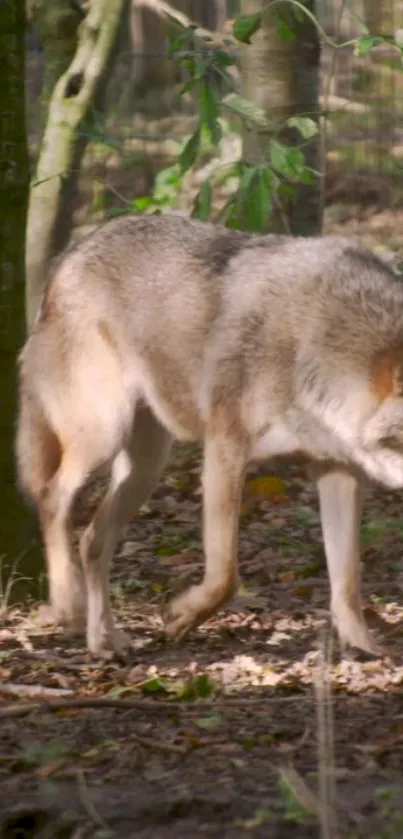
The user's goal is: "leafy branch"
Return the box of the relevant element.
[128,18,319,232]
[124,1,396,232]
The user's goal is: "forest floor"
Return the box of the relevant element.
[2,208,403,838]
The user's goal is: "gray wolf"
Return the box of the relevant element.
[16,214,403,658]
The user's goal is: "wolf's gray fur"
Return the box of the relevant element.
[16,214,403,658]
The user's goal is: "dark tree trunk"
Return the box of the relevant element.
[0,0,44,598]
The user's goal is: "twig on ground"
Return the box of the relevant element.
[76,768,113,834]
[133,735,186,754]
[16,648,115,671]
[278,764,319,816]
[0,691,313,719]
[0,696,181,718]
[0,683,74,699]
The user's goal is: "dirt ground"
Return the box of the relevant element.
[3,210,403,838]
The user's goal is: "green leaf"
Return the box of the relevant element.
[286,116,318,139]
[198,81,221,145]
[269,140,291,176]
[246,170,273,232]
[238,163,259,195]
[192,179,212,221]
[195,713,224,730]
[106,684,134,697]
[222,92,269,128]
[130,196,153,212]
[141,676,167,694]
[194,58,208,81]
[194,673,215,697]
[181,78,197,95]
[269,141,306,180]
[298,166,315,185]
[274,11,296,42]
[354,34,382,56]
[182,55,196,75]
[228,166,273,233]
[212,46,236,68]
[233,12,262,44]
[177,673,216,700]
[179,128,201,174]
[154,164,181,192]
[287,147,307,178]
[168,25,196,56]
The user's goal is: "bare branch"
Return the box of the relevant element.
[135,0,236,45]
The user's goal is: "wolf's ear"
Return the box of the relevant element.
[372,349,403,400]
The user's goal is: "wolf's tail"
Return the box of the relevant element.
[15,352,61,505]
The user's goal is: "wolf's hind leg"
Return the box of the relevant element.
[80,406,172,658]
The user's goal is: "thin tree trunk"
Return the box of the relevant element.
[30,0,85,139]
[240,0,322,235]
[26,0,129,331]
[0,0,44,597]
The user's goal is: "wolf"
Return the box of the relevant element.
[16,214,403,659]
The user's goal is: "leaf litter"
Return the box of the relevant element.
[2,431,403,835]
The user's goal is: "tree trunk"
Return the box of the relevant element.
[240,0,322,235]
[30,0,84,140]
[26,0,129,331]
[0,0,44,598]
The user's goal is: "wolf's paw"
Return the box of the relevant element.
[334,603,383,658]
[87,625,132,663]
[163,580,236,640]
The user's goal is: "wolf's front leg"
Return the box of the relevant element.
[313,463,380,655]
[164,433,246,639]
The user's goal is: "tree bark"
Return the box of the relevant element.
[0,0,44,597]
[240,0,322,235]
[26,0,129,331]
[30,0,85,139]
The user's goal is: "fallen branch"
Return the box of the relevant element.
[0,690,312,719]
[0,696,183,718]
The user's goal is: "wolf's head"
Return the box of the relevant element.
[364,347,403,448]
[357,346,403,487]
